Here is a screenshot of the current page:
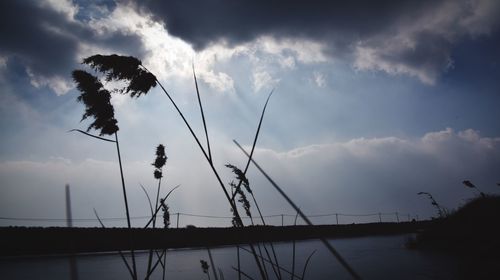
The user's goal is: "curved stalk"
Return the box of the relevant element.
[115,132,137,280]
[150,76,267,279]
[234,140,361,280]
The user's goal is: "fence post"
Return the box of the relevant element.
[281,214,284,226]
[407,214,410,222]
[176,213,180,228]
[335,213,339,225]
[395,212,399,223]
[378,212,382,223]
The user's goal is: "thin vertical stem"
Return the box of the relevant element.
[234,140,361,280]
[146,176,164,279]
[290,212,299,280]
[93,209,134,279]
[193,64,212,163]
[162,249,167,280]
[207,248,219,280]
[115,132,137,280]
[152,78,267,279]
[237,246,241,280]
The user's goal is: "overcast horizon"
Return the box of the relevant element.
[1,0,500,228]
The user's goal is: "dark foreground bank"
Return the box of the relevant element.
[407,195,500,257]
[0,222,429,256]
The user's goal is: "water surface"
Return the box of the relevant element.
[0,234,485,279]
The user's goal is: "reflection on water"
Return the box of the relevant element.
[0,234,488,279]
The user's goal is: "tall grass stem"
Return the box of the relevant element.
[114,132,138,280]
[234,140,361,280]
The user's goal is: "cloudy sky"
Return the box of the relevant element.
[1,0,499,227]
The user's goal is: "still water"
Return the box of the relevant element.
[0,234,486,279]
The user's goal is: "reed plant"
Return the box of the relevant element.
[72,54,359,279]
[72,69,139,280]
[417,192,448,219]
[462,180,486,197]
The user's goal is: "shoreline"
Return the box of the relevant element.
[0,221,430,257]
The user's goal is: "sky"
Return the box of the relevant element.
[0,0,499,228]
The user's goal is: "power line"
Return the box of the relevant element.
[0,211,413,222]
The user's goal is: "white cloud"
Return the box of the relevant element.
[252,70,280,92]
[237,128,500,218]
[26,68,73,96]
[3,127,498,226]
[85,5,332,95]
[87,4,237,93]
[0,56,7,68]
[312,71,326,88]
[257,36,329,64]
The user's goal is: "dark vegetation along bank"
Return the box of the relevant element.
[407,195,500,258]
[0,221,429,256]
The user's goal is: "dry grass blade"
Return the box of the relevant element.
[143,185,180,228]
[139,184,154,217]
[114,132,138,279]
[68,129,116,143]
[231,266,256,280]
[93,208,134,279]
[238,246,302,279]
[300,250,316,280]
[291,212,299,280]
[234,140,362,280]
[207,248,219,280]
[193,64,212,162]
[144,250,167,279]
[148,70,267,280]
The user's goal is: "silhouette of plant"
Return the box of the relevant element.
[72,70,119,136]
[71,53,361,279]
[226,164,252,225]
[153,144,167,179]
[160,198,170,228]
[72,67,138,279]
[462,180,486,197]
[82,54,157,97]
[79,54,271,279]
[418,192,448,218]
[146,144,169,279]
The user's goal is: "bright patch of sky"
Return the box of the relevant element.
[0,0,499,227]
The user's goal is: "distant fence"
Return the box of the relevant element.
[0,211,420,228]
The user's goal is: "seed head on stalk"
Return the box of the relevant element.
[72,70,119,136]
[152,144,168,179]
[82,54,157,97]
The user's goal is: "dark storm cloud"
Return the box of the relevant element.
[138,0,431,50]
[0,1,80,76]
[0,0,144,90]
[137,0,500,83]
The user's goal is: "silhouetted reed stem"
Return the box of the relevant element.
[193,65,212,162]
[93,209,135,279]
[144,250,167,279]
[150,75,267,279]
[231,91,282,278]
[237,245,241,280]
[114,132,138,280]
[145,177,164,279]
[207,248,219,280]
[234,140,361,280]
[238,246,302,279]
[291,212,299,280]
